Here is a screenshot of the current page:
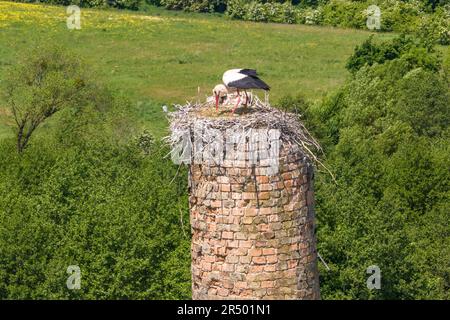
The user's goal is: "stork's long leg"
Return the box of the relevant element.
[232,89,241,114]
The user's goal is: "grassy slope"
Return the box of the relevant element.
[0,2,395,139]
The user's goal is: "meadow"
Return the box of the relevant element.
[0,1,394,139]
[0,1,448,300]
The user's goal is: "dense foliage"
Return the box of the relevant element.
[345,34,442,73]
[281,35,450,299]
[226,0,450,44]
[157,0,226,12]
[0,48,191,299]
[0,138,191,299]
[10,0,143,10]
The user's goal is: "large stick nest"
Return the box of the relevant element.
[165,93,324,167]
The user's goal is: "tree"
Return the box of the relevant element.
[314,49,450,299]
[2,45,89,153]
[345,35,441,74]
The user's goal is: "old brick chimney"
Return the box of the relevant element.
[168,98,321,300]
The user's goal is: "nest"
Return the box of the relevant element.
[165,93,325,170]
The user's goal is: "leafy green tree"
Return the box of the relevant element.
[346,35,441,74]
[313,44,449,299]
[2,45,90,153]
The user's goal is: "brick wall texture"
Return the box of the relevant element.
[189,143,320,300]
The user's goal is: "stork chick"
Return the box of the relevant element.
[212,84,228,111]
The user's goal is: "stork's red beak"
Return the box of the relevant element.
[215,94,219,111]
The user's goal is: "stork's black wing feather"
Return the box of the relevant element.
[239,69,258,77]
[228,75,270,90]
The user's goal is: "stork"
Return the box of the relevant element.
[212,84,228,111]
[222,69,270,113]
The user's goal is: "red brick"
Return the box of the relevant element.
[259,184,272,191]
[264,265,277,272]
[234,232,247,240]
[252,256,266,264]
[285,180,293,188]
[262,248,277,255]
[217,288,230,297]
[202,262,212,271]
[258,192,270,200]
[249,248,262,257]
[227,240,239,248]
[211,200,222,208]
[223,280,234,289]
[255,241,268,248]
[288,260,298,268]
[268,214,279,222]
[234,281,248,289]
[231,193,242,200]
[249,265,264,273]
[282,173,292,180]
[259,208,272,215]
[239,240,253,248]
[225,255,239,264]
[236,247,249,256]
[261,280,276,288]
[256,176,269,184]
[204,255,216,263]
[266,255,278,264]
[217,176,230,184]
[244,184,256,192]
[242,192,255,200]
[231,184,243,192]
[222,231,233,239]
[232,208,244,216]
[263,232,275,239]
[244,208,258,217]
[208,288,217,296]
[222,263,235,272]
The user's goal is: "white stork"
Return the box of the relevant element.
[219,69,270,113]
[212,84,228,111]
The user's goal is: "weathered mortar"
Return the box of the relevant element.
[168,98,321,300]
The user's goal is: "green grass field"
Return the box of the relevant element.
[0,2,396,138]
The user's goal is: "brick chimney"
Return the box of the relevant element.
[168,99,320,300]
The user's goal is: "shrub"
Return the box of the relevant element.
[10,0,142,10]
[226,0,249,19]
[112,0,143,9]
[380,0,424,32]
[160,0,226,12]
[321,0,366,29]
[346,35,441,73]
[416,6,450,45]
